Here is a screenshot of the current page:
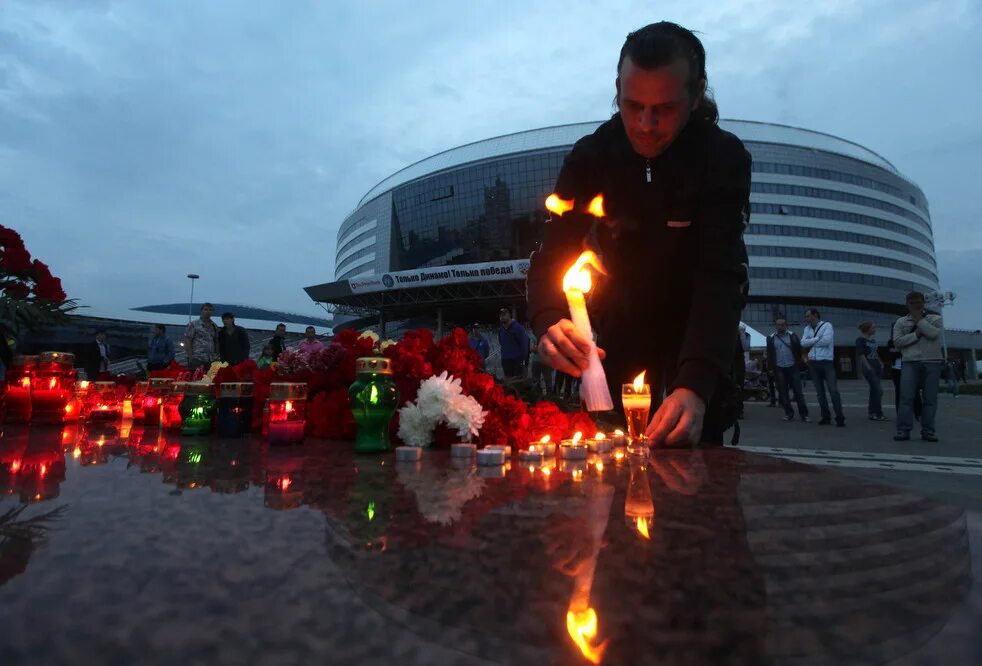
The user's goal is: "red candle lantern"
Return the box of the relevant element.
[267,383,307,445]
[3,355,37,424]
[70,380,92,421]
[162,381,188,432]
[129,381,149,423]
[143,377,174,427]
[31,351,77,424]
[87,381,122,422]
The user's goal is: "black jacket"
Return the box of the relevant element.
[526,114,750,405]
[269,335,286,360]
[219,326,251,365]
[766,331,802,371]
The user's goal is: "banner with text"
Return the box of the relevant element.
[348,259,530,294]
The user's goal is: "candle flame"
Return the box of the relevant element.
[49,377,57,389]
[632,371,646,392]
[64,404,73,414]
[595,461,604,473]
[572,432,583,445]
[10,459,21,473]
[279,477,292,491]
[572,468,583,482]
[540,435,551,444]
[39,464,47,478]
[545,193,575,216]
[562,251,605,294]
[542,466,551,477]
[614,429,624,437]
[20,377,30,388]
[586,194,606,218]
[285,400,294,413]
[614,450,625,462]
[594,432,605,441]
[566,608,607,664]
[79,381,90,389]
[636,516,651,539]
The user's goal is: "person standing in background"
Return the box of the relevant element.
[298,326,324,354]
[893,291,943,442]
[856,321,886,421]
[147,324,175,372]
[184,303,218,370]
[497,308,529,378]
[218,312,250,365]
[767,317,809,423]
[468,324,490,368]
[269,323,288,360]
[801,308,844,427]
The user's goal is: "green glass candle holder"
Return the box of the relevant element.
[349,357,400,454]
[178,383,217,436]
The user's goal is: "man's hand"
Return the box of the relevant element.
[537,319,605,377]
[911,308,924,323]
[645,388,706,447]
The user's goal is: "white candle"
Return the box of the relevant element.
[563,252,613,412]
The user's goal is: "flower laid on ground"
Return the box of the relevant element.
[397,371,487,447]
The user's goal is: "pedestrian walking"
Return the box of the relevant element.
[766,317,809,422]
[801,308,844,426]
[856,321,886,421]
[893,291,943,442]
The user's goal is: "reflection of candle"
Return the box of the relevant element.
[586,432,612,453]
[625,462,655,541]
[268,421,304,445]
[562,251,613,412]
[565,481,613,664]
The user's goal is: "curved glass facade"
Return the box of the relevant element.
[334,120,939,332]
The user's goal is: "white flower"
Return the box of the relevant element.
[359,330,380,343]
[397,402,436,448]
[444,394,486,440]
[379,339,396,352]
[415,371,463,421]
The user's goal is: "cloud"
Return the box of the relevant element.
[0,0,979,329]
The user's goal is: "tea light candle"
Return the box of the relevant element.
[527,435,555,457]
[485,445,511,458]
[451,443,477,458]
[586,432,612,453]
[560,432,588,459]
[519,448,544,463]
[477,448,506,466]
[609,429,627,447]
[395,446,422,462]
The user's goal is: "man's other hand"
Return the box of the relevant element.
[646,387,706,447]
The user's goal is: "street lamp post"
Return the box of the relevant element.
[187,274,200,324]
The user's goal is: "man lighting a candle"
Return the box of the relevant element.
[527,22,750,446]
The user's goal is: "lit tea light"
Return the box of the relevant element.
[586,431,612,453]
[560,432,588,460]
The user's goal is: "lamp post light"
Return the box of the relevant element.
[927,290,956,361]
[187,274,200,324]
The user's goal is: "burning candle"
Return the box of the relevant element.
[518,446,544,463]
[3,356,37,424]
[178,382,217,436]
[144,378,174,427]
[560,432,588,460]
[586,432,612,453]
[31,352,76,424]
[268,383,307,445]
[532,434,556,457]
[129,381,149,423]
[622,371,652,455]
[162,381,188,432]
[87,382,122,422]
[216,382,254,437]
[562,251,613,412]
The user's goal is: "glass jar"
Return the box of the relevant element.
[3,355,37,424]
[216,382,254,437]
[268,383,307,445]
[129,381,149,423]
[348,357,400,454]
[32,351,77,424]
[178,382,216,436]
[162,381,188,432]
[87,382,122,422]
[143,377,174,427]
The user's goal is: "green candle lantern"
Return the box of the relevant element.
[178,382,217,436]
[349,357,399,454]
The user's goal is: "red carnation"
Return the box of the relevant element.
[3,281,30,300]
[0,226,23,245]
[567,411,598,438]
[528,401,570,443]
[0,244,32,275]
[32,273,66,302]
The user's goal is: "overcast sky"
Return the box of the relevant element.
[2,0,980,327]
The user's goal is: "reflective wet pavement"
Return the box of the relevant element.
[0,423,978,665]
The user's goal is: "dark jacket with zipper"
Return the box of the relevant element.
[526,113,750,419]
[766,331,803,372]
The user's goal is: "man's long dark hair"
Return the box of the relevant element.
[615,21,719,125]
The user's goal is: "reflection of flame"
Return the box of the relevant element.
[72,447,82,459]
[636,516,651,539]
[566,608,608,664]
[586,194,605,218]
[595,461,604,473]
[632,371,646,392]
[545,193,575,216]
[562,251,605,294]
[614,450,625,462]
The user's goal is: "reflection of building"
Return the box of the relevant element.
[308,121,979,376]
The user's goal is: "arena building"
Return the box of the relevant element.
[306,120,981,377]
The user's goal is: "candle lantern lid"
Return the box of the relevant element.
[183,382,214,396]
[269,382,308,401]
[39,351,75,366]
[92,381,117,391]
[219,382,254,398]
[11,355,38,368]
[355,356,393,375]
[170,381,189,393]
[148,377,175,389]
[134,381,149,393]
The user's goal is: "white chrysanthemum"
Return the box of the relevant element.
[397,402,436,448]
[359,330,380,343]
[444,394,486,440]
[415,371,463,421]
[379,339,396,352]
